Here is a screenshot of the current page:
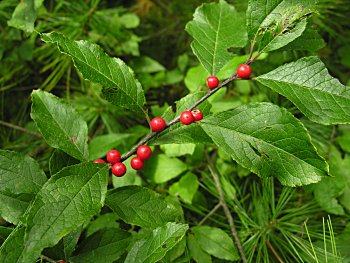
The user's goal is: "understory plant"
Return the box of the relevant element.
[1,0,350,262]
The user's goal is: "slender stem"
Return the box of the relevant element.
[206,153,247,263]
[120,73,238,161]
[198,202,222,225]
[40,255,56,263]
[266,240,285,263]
[0,120,42,138]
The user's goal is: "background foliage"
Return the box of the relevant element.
[1,0,350,262]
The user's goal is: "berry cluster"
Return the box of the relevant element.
[93,145,152,177]
[93,64,252,178]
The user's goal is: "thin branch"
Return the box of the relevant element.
[0,120,42,138]
[40,254,56,263]
[206,153,247,263]
[266,240,285,263]
[198,202,222,225]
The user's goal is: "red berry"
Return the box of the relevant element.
[150,117,166,132]
[191,109,203,121]
[106,150,121,164]
[59,261,66,263]
[131,157,144,170]
[206,76,219,89]
[237,64,252,79]
[137,145,152,160]
[180,111,194,125]
[93,159,106,164]
[111,162,126,177]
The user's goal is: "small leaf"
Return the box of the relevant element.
[105,186,183,228]
[187,234,212,263]
[143,154,187,184]
[41,32,146,115]
[257,56,350,125]
[186,0,247,75]
[7,0,43,33]
[169,173,199,204]
[0,227,26,263]
[151,92,212,145]
[70,228,131,263]
[184,64,208,93]
[201,102,328,186]
[0,192,33,225]
[0,150,47,194]
[125,222,188,263]
[31,90,89,161]
[160,144,196,157]
[18,162,108,263]
[191,226,239,261]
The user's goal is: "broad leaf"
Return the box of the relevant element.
[201,102,328,186]
[0,192,33,225]
[18,162,108,263]
[191,226,239,261]
[151,92,212,145]
[257,56,350,125]
[41,32,146,115]
[7,0,43,33]
[280,27,325,51]
[0,150,47,194]
[125,222,188,263]
[70,228,131,263]
[186,0,247,75]
[0,227,26,263]
[143,154,187,184]
[86,213,119,237]
[187,234,212,263]
[247,0,315,52]
[169,173,199,204]
[31,90,89,161]
[49,150,80,175]
[105,186,183,227]
[160,144,196,157]
[0,227,13,246]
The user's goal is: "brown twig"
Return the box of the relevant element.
[0,120,42,138]
[40,254,57,263]
[206,153,247,263]
[266,240,285,263]
[198,202,222,225]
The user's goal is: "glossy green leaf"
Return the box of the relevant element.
[160,144,196,157]
[0,227,26,263]
[0,192,33,225]
[186,0,247,75]
[125,222,188,263]
[18,162,108,263]
[201,102,328,186]
[143,154,187,184]
[86,213,119,237]
[49,149,80,175]
[41,32,146,115]
[257,57,350,125]
[247,0,315,52]
[187,234,212,263]
[162,236,186,263]
[105,186,183,227]
[151,92,212,145]
[191,226,239,261]
[70,228,131,263]
[169,173,199,204]
[7,0,43,33]
[280,27,325,51]
[112,160,142,188]
[130,56,165,74]
[184,64,208,92]
[0,150,47,194]
[31,90,89,161]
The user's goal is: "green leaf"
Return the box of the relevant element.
[0,150,47,194]
[336,125,350,153]
[0,192,33,225]
[88,133,131,160]
[162,236,186,263]
[0,227,26,263]
[184,64,208,93]
[41,32,146,115]
[31,90,89,161]
[169,173,199,204]
[257,57,350,125]
[191,226,239,261]
[105,186,183,228]
[151,92,212,145]
[70,228,131,263]
[112,160,142,188]
[279,27,325,51]
[247,0,315,52]
[201,102,328,186]
[18,162,108,263]
[129,56,165,74]
[0,227,13,246]
[187,234,212,263]
[49,149,80,175]
[86,213,119,237]
[143,154,187,184]
[186,0,247,75]
[7,0,43,33]
[160,144,196,157]
[125,222,188,263]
